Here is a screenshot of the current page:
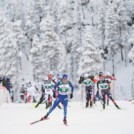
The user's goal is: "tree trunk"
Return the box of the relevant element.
[120,45,124,61]
[112,58,115,75]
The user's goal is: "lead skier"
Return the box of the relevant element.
[40,74,74,125]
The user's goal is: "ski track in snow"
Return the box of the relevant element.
[0,101,134,134]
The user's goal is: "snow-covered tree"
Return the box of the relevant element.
[34,0,46,22]
[3,33,19,81]
[97,0,106,48]
[114,0,129,61]
[104,3,120,58]
[104,0,128,60]
[23,1,37,41]
[78,27,102,76]
[128,24,134,63]
[0,18,19,83]
[70,0,83,82]
[30,35,43,82]
[12,20,27,70]
[40,15,66,74]
[6,0,22,22]
[128,46,134,63]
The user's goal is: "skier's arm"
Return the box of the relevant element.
[69,81,74,93]
[52,79,57,84]
[110,76,116,80]
[54,82,60,92]
[69,81,74,99]
[97,81,99,90]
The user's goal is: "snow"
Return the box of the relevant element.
[0,101,134,134]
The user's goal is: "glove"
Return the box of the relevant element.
[53,91,56,98]
[70,93,73,99]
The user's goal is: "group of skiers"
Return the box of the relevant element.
[79,71,120,110]
[0,71,121,125]
[19,80,41,103]
[29,71,121,125]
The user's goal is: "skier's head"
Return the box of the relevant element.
[49,71,54,75]
[48,74,53,80]
[99,72,103,77]
[62,74,68,83]
[44,76,48,81]
[62,74,68,79]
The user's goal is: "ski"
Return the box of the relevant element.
[30,118,49,125]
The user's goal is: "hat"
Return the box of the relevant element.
[62,74,68,79]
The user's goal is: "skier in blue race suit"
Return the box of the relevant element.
[40,74,74,125]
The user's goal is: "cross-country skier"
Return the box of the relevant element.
[105,72,116,105]
[97,76,120,109]
[82,74,94,108]
[35,75,55,109]
[40,74,74,125]
[93,72,104,103]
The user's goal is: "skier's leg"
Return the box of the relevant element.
[89,90,93,107]
[33,96,36,103]
[48,94,52,108]
[86,94,90,108]
[107,95,109,105]
[45,94,49,109]
[35,95,44,108]
[85,89,90,108]
[93,95,96,104]
[43,97,61,118]
[102,90,106,109]
[107,91,120,109]
[62,98,68,124]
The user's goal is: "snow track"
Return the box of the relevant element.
[0,101,134,134]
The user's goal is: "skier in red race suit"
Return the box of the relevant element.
[97,72,120,110]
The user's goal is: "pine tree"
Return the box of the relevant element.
[97,0,106,48]
[40,15,66,74]
[0,15,19,84]
[78,26,102,76]
[104,3,120,58]
[30,34,43,82]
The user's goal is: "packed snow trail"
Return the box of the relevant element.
[0,101,134,134]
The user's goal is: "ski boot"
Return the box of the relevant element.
[90,101,93,107]
[103,104,105,109]
[40,113,49,121]
[86,102,89,108]
[115,104,120,109]
[63,117,67,125]
[35,103,39,108]
[46,103,49,109]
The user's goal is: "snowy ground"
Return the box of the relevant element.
[0,101,134,134]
